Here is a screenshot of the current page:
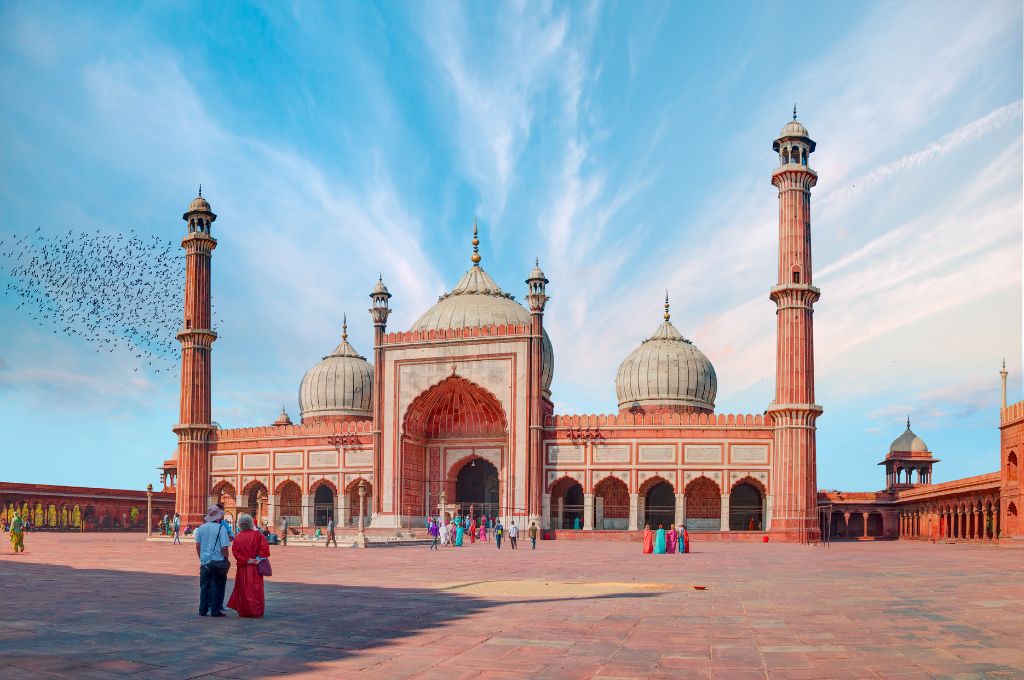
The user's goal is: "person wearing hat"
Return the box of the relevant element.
[194,504,232,617]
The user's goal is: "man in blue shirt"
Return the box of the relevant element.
[215,503,234,542]
[193,504,231,617]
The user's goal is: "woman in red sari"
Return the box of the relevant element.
[228,513,270,618]
[642,523,654,554]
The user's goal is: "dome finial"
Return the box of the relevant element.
[198,183,202,197]
[342,313,348,341]
[664,290,670,321]
[907,414,911,430]
[471,217,481,266]
[793,103,797,121]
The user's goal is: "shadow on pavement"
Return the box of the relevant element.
[0,559,658,679]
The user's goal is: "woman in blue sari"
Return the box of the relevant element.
[653,524,667,554]
[454,514,465,546]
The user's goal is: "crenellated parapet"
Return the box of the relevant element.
[545,412,768,428]
[382,323,531,345]
[1001,400,1024,426]
[213,418,373,442]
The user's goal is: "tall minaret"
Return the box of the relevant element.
[525,257,548,527]
[173,189,218,525]
[767,109,823,543]
[369,274,391,515]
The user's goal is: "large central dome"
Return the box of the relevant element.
[411,245,554,395]
[615,298,716,414]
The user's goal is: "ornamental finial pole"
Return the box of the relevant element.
[664,291,670,321]
[793,104,797,120]
[471,217,481,266]
[342,313,348,341]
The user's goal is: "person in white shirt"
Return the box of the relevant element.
[193,504,232,617]
[508,521,519,550]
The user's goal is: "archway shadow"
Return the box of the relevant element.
[0,560,658,678]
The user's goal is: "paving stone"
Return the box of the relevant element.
[1,533,1023,679]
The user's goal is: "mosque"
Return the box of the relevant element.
[160,112,1023,545]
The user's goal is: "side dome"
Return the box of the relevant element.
[615,305,716,414]
[298,320,373,423]
[411,263,554,396]
[889,421,928,454]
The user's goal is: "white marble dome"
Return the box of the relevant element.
[298,324,373,421]
[412,264,554,395]
[889,424,928,454]
[779,120,810,138]
[615,317,716,413]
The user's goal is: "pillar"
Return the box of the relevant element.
[557,497,564,529]
[628,493,639,531]
[525,258,548,527]
[862,511,869,538]
[720,494,730,532]
[338,494,350,528]
[302,494,315,528]
[674,493,686,529]
[541,493,551,530]
[266,495,278,530]
[583,493,594,530]
[595,497,604,529]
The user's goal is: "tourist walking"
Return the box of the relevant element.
[428,518,439,550]
[642,523,653,554]
[666,524,677,554]
[162,513,169,536]
[440,519,450,547]
[528,521,538,549]
[325,517,338,547]
[468,516,477,544]
[227,513,270,618]
[280,517,288,546]
[172,513,181,545]
[508,520,519,549]
[494,518,504,549]
[193,504,232,617]
[654,524,667,554]
[480,516,488,542]
[9,511,24,553]
[454,515,465,547]
[681,527,690,554]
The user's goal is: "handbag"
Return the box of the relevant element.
[256,557,272,577]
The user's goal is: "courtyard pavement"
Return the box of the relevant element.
[0,533,1022,679]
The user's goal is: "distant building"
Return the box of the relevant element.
[819,363,1023,544]
[0,483,174,531]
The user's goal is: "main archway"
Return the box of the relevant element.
[402,376,508,521]
[455,458,499,520]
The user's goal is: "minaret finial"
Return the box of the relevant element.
[793,104,797,120]
[906,414,911,430]
[342,313,348,341]
[471,217,481,266]
[198,184,202,197]
[535,256,540,267]
[664,290,670,321]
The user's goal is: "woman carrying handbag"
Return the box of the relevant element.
[228,513,271,618]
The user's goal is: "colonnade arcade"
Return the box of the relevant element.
[897,496,1001,541]
[543,473,766,532]
[211,477,373,530]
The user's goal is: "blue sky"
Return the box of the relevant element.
[0,1,1020,492]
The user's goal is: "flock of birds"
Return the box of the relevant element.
[1,227,218,374]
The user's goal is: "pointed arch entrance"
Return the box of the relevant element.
[453,457,500,520]
[401,376,508,521]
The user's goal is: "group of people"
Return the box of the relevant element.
[642,523,690,554]
[193,503,271,618]
[426,514,540,551]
